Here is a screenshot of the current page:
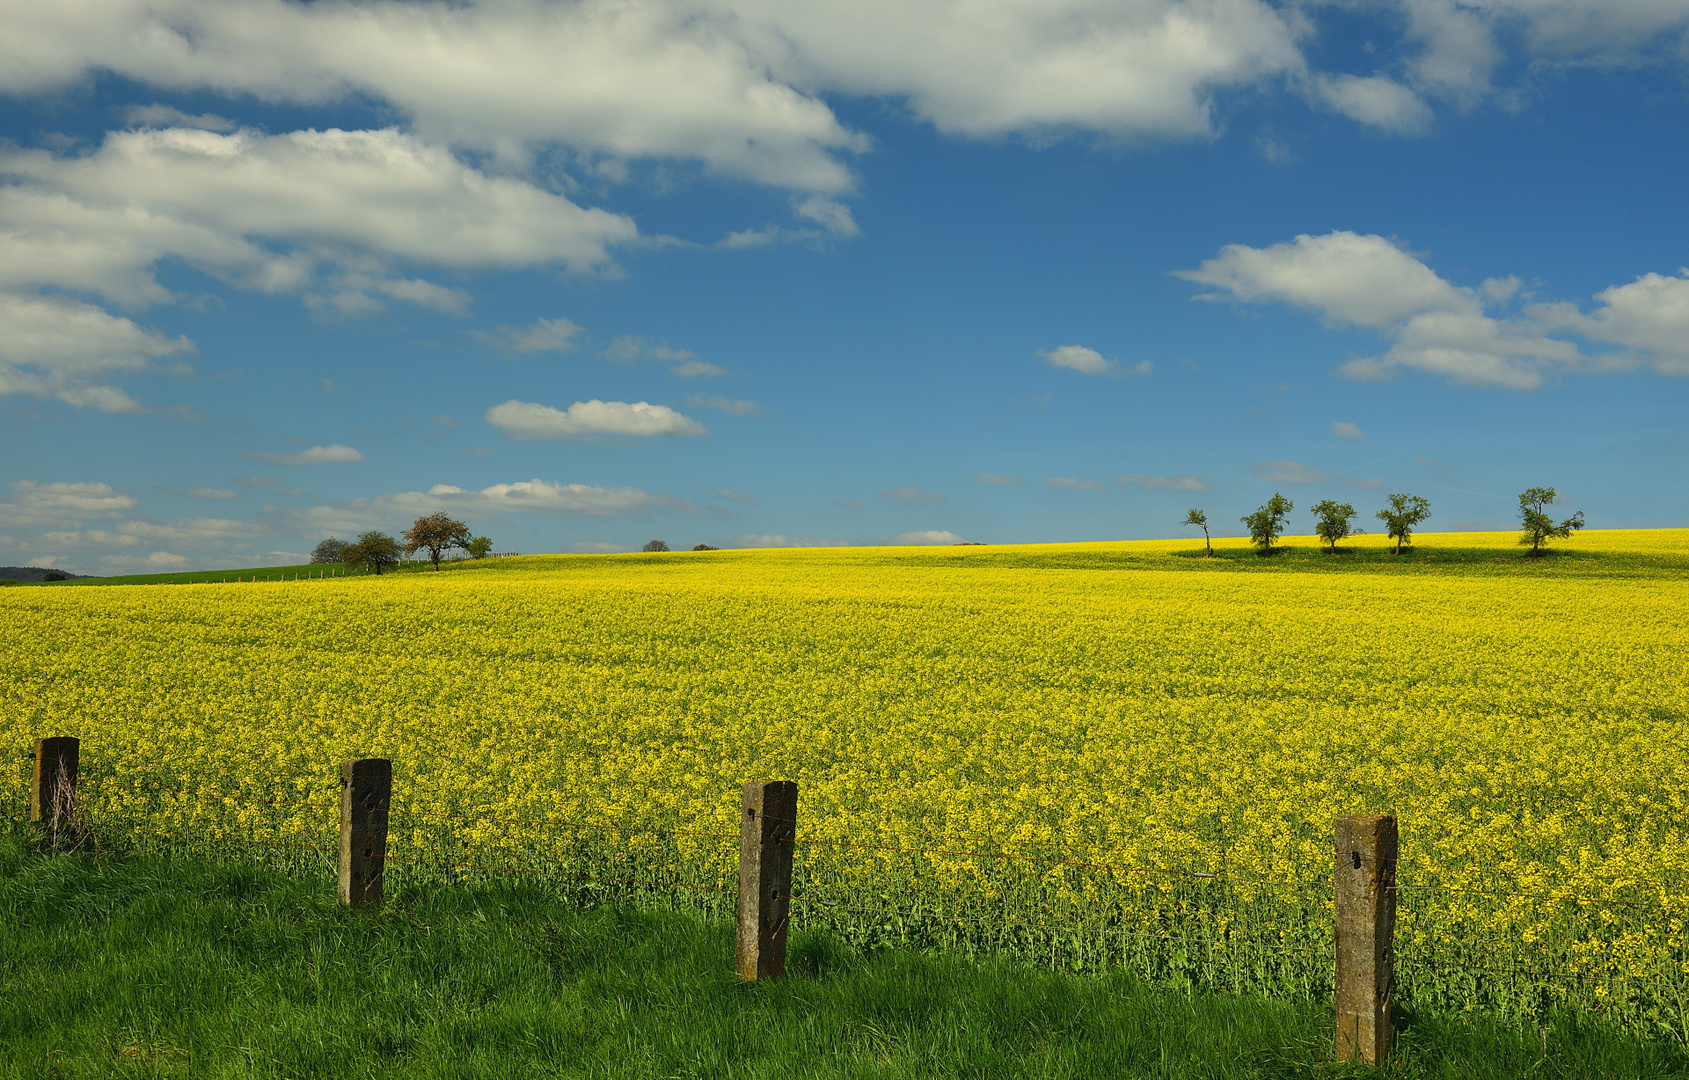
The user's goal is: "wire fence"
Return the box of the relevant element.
[15,761,1689,1044]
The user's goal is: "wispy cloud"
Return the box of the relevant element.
[879,487,945,506]
[475,317,584,354]
[1252,460,1328,484]
[1333,421,1364,440]
[244,444,364,466]
[1038,345,1152,377]
[1116,473,1208,491]
[891,529,963,545]
[973,472,1023,485]
[686,394,760,417]
[1044,476,1104,490]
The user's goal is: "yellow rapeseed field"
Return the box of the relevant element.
[4,529,1687,1035]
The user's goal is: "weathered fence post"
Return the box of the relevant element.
[31,737,79,832]
[1335,813,1397,1066]
[736,779,798,980]
[339,758,392,906]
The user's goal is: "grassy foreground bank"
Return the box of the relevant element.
[2,839,1681,1079]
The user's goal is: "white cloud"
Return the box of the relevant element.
[123,103,236,131]
[1332,421,1364,440]
[0,1,1321,193]
[485,399,707,439]
[1038,344,1151,377]
[1176,230,1587,389]
[1040,344,1110,376]
[180,487,240,500]
[295,478,695,535]
[0,480,138,527]
[247,444,365,466]
[891,529,964,545]
[973,472,1024,484]
[1542,269,1689,374]
[879,487,946,506]
[478,317,584,354]
[1254,460,1328,484]
[1116,473,1208,490]
[1310,73,1432,133]
[0,127,636,295]
[0,293,192,412]
[686,393,760,417]
[731,533,849,548]
[1045,476,1105,490]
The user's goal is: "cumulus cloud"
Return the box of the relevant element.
[891,529,964,545]
[0,480,139,527]
[0,127,637,302]
[476,317,584,354]
[879,487,946,506]
[1538,269,1689,374]
[0,0,1327,198]
[1176,231,1586,389]
[1116,473,1208,490]
[485,399,707,439]
[1333,421,1365,440]
[0,293,192,412]
[1310,73,1432,133]
[246,444,365,466]
[1037,344,1152,377]
[1045,476,1104,490]
[686,393,760,417]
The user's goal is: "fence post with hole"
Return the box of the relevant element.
[31,736,79,836]
[1334,813,1397,1066]
[736,779,798,980]
[339,758,391,906]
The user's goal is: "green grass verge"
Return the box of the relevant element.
[2,837,1682,1079]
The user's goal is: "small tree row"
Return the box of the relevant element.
[310,513,494,575]
[1182,487,1582,557]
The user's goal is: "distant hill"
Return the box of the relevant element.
[0,566,90,584]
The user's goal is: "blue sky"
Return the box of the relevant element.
[3,0,1686,572]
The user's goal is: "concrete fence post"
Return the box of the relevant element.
[1335,813,1398,1066]
[736,779,798,980]
[339,758,392,906]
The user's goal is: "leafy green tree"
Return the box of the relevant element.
[1181,508,1211,557]
[466,536,494,559]
[310,537,348,564]
[1241,493,1293,553]
[404,512,473,571]
[1310,500,1358,553]
[1375,493,1431,555]
[341,530,400,575]
[642,540,670,552]
[692,544,718,551]
[1519,487,1584,556]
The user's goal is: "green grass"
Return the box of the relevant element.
[29,560,446,587]
[2,836,1682,1079]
